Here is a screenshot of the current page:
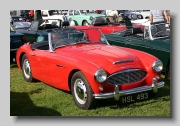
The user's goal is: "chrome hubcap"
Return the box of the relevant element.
[23,59,31,79]
[74,79,87,104]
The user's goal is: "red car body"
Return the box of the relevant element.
[95,10,103,14]
[16,27,164,110]
[73,23,144,34]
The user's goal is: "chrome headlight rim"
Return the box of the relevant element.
[152,60,163,73]
[89,16,94,20]
[94,69,107,83]
[90,17,96,25]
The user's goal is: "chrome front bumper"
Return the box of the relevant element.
[93,78,165,101]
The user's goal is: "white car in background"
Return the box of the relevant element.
[131,19,150,26]
[130,10,150,19]
[41,10,69,27]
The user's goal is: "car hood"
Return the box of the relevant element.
[58,44,143,72]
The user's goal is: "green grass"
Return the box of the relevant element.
[10,63,170,116]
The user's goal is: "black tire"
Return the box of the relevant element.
[165,64,170,79]
[82,20,89,26]
[21,54,35,82]
[71,71,96,110]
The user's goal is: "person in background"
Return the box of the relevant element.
[106,10,118,17]
[166,10,170,23]
[34,10,42,20]
[29,10,34,18]
[149,10,169,23]
[106,10,119,23]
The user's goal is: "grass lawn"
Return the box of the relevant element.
[10,63,170,116]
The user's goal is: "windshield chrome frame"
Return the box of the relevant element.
[47,28,110,52]
[149,22,170,40]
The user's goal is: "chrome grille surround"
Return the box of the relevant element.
[106,69,147,85]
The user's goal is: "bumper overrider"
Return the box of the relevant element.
[93,77,165,100]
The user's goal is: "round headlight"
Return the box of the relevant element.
[152,60,163,73]
[94,69,107,83]
[89,16,93,20]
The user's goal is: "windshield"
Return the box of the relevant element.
[94,16,108,24]
[150,23,170,39]
[37,28,108,49]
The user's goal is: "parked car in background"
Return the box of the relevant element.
[10,23,26,62]
[117,10,143,20]
[15,19,69,43]
[41,10,69,26]
[130,10,150,19]
[12,22,31,30]
[10,15,24,22]
[16,26,165,110]
[66,10,106,26]
[105,21,170,78]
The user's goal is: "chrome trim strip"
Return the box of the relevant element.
[113,59,133,64]
[48,33,54,52]
[98,28,110,45]
[93,81,164,99]
[10,49,18,52]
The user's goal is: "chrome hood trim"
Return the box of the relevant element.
[113,58,133,65]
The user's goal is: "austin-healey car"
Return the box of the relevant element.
[105,21,170,78]
[16,26,165,110]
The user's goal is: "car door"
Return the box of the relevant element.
[45,52,70,90]
[70,10,83,26]
[124,36,151,54]
[30,49,52,84]
[149,39,170,68]
[73,10,83,25]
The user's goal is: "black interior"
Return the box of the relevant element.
[31,41,50,50]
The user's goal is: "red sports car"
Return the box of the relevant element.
[16,27,165,110]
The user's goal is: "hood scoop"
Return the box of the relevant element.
[113,58,133,65]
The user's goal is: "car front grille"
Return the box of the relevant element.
[106,69,147,85]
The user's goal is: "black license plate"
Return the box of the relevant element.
[120,92,150,104]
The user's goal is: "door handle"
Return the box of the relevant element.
[56,64,65,68]
[31,53,35,56]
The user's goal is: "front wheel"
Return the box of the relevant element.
[21,54,35,82]
[71,71,96,110]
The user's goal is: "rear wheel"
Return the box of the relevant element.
[21,54,35,82]
[71,71,96,110]
[82,20,89,26]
